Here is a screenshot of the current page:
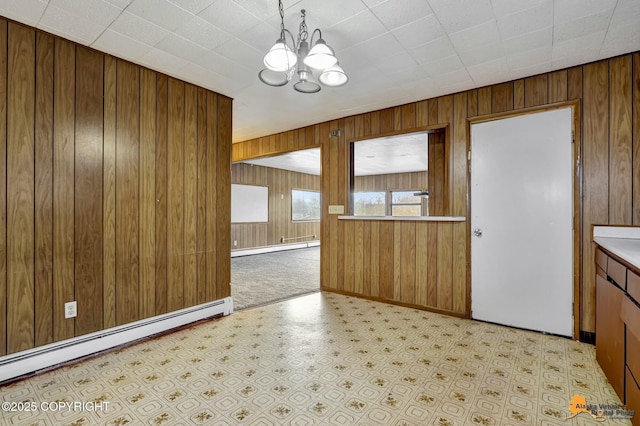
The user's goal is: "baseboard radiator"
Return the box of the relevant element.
[0,296,234,384]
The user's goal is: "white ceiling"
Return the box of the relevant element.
[1,0,639,144]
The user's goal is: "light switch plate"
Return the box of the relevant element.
[328,205,345,214]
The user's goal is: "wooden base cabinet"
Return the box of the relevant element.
[595,246,640,423]
[595,273,625,399]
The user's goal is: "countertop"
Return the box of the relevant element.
[338,216,466,222]
[593,226,640,271]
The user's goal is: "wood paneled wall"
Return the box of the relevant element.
[354,171,427,192]
[0,19,232,356]
[233,52,640,333]
[231,162,320,250]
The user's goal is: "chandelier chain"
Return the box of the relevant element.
[298,9,308,45]
[278,0,285,39]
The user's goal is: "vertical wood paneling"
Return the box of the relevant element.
[379,222,394,299]
[184,84,198,307]
[524,74,548,107]
[155,74,168,314]
[7,23,35,353]
[354,221,364,294]
[344,222,355,293]
[115,61,140,325]
[400,222,415,304]
[167,78,185,311]
[139,68,156,318]
[196,88,207,303]
[582,61,609,333]
[436,223,452,311]
[103,56,116,329]
[216,95,232,299]
[415,222,428,306]
[608,56,633,225]
[393,222,401,300]
[0,20,5,355]
[549,70,568,103]
[74,47,103,336]
[34,31,54,347]
[1,20,232,355]
[53,39,76,341]
[514,79,525,109]
[491,82,513,113]
[205,92,218,300]
[634,54,640,226]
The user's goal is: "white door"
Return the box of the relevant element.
[470,107,573,337]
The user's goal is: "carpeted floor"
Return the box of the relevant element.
[231,246,320,311]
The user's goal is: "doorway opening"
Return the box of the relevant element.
[230,147,321,310]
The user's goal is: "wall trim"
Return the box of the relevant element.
[0,297,234,384]
[231,241,320,258]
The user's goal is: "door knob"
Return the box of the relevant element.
[473,228,482,237]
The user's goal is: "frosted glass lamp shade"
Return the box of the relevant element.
[319,63,348,87]
[263,39,297,72]
[303,39,337,70]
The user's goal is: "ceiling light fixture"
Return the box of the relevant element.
[258,0,348,93]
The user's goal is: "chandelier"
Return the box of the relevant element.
[258,0,348,93]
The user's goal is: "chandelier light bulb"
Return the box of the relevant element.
[319,63,348,87]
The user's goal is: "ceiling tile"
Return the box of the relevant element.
[325,9,387,51]
[601,21,640,57]
[419,54,464,76]
[553,10,612,44]
[507,46,551,70]
[427,0,494,34]
[232,0,281,20]
[449,20,501,52]
[49,0,124,27]
[138,47,190,75]
[167,0,216,14]
[214,37,263,67]
[105,0,134,7]
[174,15,232,50]
[552,31,606,61]
[352,32,404,61]
[91,29,154,61]
[496,1,553,40]
[198,0,262,36]
[236,20,282,54]
[491,0,550,18]
[610,0,640,26]
[295,0,368,29]
[0,0,48,27]
[194,50,256,82]
[554,0,617,24]
[409,36,456,64]
[155,33,210,62]
[457,41,504,67]
[502,26,552,57]
[467,57,510,86]
[107,11,171,46]
[370,0,434,30]
[391,14,446,50]
[39,4,106,44]
[127,0,195,32]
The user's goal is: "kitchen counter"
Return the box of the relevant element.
[338,216,466,222]
[593,226,640,271]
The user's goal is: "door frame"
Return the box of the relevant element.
[466,100,582,340]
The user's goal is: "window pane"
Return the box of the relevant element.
[354,192,386,216]
[392,205,421,216]
[392,190,421,204]
[292,190,320,221]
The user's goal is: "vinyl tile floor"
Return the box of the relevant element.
[0,292,631,426]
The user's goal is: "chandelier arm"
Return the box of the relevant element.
[282,28,299,56]
[309,28,322,47]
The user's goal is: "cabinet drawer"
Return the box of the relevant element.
[622,295,640,379]
[596,248,608,272]
[629,269,640,304]
[625,368,640,426]
[608,257,627,289]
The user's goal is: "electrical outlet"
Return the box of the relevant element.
[65,301,77,319]
[233,240,238,247]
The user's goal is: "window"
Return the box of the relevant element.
[391,190,423,216]
[292,189,320,221]
[353,192,386,216]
